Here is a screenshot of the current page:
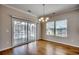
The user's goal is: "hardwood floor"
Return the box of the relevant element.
[0,40,79,55]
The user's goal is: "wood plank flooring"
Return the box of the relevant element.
[0,40,79,55]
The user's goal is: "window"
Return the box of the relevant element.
[46,19,67,37]
[46,21,54,35]
[56,20,67,37]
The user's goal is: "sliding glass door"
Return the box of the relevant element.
[28,22,36,43]
[12,18,36,47]
[12,19,27,46]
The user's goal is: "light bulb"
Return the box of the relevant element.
[39,19,41,21]
[45,17,49,21]
[41,17,44,20]
[42,19,44,22]
[45,19,49,21]
[46,17,49,20]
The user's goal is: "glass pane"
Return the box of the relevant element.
[46,22,54,35]
[13,19,27,46]
[56,20,67,37]
[13,20,20,46]
[28,23,36,42]
[19,21,26,43]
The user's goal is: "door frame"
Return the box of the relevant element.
[11,16,37,47]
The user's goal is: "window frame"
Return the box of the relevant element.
[46,21,55,36]
[46,19,68,38]
[55,19,67,37]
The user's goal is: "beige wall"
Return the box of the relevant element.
[0,5,2,50]
[42,10,79,47]
[0,5,40,51]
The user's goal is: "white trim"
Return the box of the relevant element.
[43,39,79,48]
[0,47,12,51]
[1,4,37,17]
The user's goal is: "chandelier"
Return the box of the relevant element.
[39,4,49,22]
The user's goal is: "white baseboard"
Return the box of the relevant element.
[42,39,79,48]
[0,47,12,51]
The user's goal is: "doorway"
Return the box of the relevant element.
[12,17,37,47]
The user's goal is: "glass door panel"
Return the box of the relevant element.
[12,18,27,47]
[19,21,26,44]
[13,20,20,46]
[28,22,36,43]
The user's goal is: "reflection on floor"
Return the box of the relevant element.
[0,40,79,55]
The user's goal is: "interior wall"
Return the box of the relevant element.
[0,5,40,51]
[0,5,2,50]
[42,10,79,47]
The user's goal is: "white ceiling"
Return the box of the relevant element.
[7,4,78,17]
